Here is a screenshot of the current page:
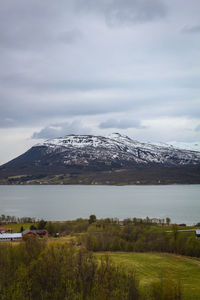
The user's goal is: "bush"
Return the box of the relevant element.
[149,277,182,300]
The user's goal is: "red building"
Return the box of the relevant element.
[22,229,48,239]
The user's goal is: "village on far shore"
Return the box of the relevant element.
[1,214,200,242]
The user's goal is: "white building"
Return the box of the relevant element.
[0,233,22,242]
[196,229,200,239]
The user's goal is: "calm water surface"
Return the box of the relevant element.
[0,185,199,224]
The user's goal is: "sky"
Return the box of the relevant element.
[0,0,200,164]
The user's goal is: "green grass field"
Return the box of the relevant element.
[3,223,33,232]
[96,252,200,300]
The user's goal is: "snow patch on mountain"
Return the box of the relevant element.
[150,141,200,152]
[167,142,200,152]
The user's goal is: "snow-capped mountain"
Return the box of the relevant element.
[0,133,200,185]
[33,133,200,167]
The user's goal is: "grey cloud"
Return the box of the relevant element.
[0,91,142,128]
[32,121,91,139]
[195,124,200,132]
[182,25,200,34]
[1,72,200,94]
[0,118,16,128]
[99,119,146,129]
[0,0,168,53]
[0,85,199,128]
[0,1,81,51]
[57,29,83,44]
[0,24,82,51]
[0,0,166,53]
[0,75,129,92]
[76,0,167,26]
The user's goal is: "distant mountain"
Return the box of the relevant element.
[0,133,200,185]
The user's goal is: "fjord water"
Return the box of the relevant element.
[0,185,199,225]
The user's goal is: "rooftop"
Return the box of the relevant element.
[0,233,22,238]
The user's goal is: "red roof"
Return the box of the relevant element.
[23,232,38,237]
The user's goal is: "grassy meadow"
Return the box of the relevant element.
[96,252,200,300]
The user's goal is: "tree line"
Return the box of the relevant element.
[80,222,200,258]
[43,216,172,237]
[27,216,200,259]
[0,214,36,224]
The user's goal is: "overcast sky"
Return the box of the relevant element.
[0,0,200,164]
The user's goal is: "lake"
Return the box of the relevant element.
[0,185,199,225]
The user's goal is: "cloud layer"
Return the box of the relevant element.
[0,0,200,163]
[99,119,146,129]
[76,0,167,26]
